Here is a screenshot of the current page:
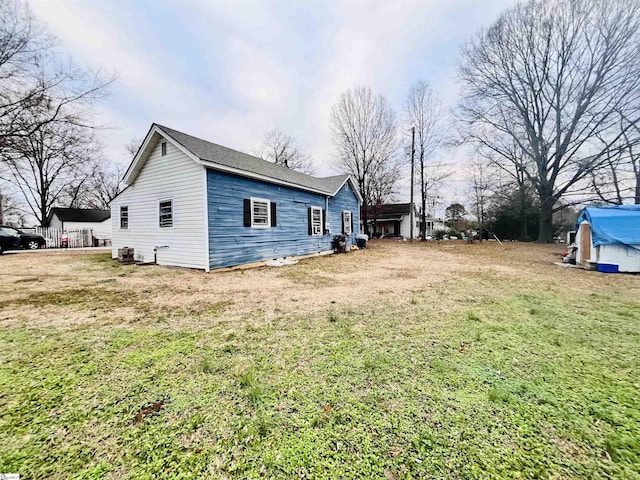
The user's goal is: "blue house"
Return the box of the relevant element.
[110,124,362,271]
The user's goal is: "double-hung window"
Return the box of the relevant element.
[343,211,352,235]
[244,198,275,228]
[310,206,323,235]
[120,206,129,229]
[159,199,173,228]
[251,198,270,227]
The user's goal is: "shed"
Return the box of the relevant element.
[575,205,640,272]
[47,208,111,235]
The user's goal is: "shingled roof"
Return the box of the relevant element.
[363,203,413,220]
[150,124,357,199]
[48,208,110,224]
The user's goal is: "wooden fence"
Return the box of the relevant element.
[29,227,112,249]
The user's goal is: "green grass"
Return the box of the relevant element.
[1,260,639,478]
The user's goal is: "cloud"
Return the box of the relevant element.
[29,0,518,205]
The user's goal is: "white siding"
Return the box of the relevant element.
[110,138,206,269]
[596,244,640,272]
[49,215,63,229]
[400,215,417,239]
[49,214,111,236]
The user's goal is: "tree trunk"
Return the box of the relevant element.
[420,197,426,240]
[538,194,556,243]
[520,183,527,241]
[635,176,640,204]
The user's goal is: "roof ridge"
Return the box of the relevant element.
[156,123,326,182]
[150,123,360,201]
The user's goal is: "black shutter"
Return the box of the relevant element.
[270,202,277,227]
[243,199,251,227]
[341,212,345,234]
[308,207,312,235]
[322,209,326,234]
[350,212,354,234]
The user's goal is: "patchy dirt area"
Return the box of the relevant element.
[2,240,640,479]
[0,240,637,330]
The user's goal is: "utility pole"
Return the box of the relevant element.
[409,127,415,242]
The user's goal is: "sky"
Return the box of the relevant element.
[29,0,518,210]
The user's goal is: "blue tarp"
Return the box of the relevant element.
[576,205,640,248]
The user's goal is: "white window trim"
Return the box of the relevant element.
[311,206,323,236]
[120,205,129,230]
[343,210,352,235]
[250,197,271,228]
[158,198,174,229]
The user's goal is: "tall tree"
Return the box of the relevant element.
[457,0,640,242]
[0,117,101,225]
[330,86,399,235]
[473,139,532,239]
[0,0,112,154]
[0,0,113,224]
[590,115,640,204]
[405,80,446,240]
[467,157,490,242]
[256,129,315,175]
[0,186,27,225]
[445,203,466,231]
[87,163,125,209]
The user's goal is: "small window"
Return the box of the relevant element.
[310,206,323,236]
[343,211,352,235]
[251,198,270,227]
[159,200,173,228]
[161,141,167,156]
[120,206,129,229]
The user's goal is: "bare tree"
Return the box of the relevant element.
[125,136,143,158]
[0,1,113,154]
[255,129,315,175]
[405,80,446,239]
[457,0,640,242]
[473,138,533,239]
[367,157,402,235]
[0,117,101,225]
[330,86,399,235]
[590,114,640,204]
[467,157,490,242]
[87,163,125,209]
[0,185,27,225]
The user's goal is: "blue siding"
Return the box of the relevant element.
[328,179,360,240]
[207,170,360,269]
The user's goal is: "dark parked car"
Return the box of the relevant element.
[0,226,22,254]
[0,226,46,251]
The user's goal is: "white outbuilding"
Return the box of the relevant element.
[575,205,640,273]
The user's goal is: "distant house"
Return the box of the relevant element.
[47,208,111,236]
[575,205,640,272]
[363,203,444,239]
[110,123,361,271]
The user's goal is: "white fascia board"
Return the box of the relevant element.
[331,175,363,203]
[107,185,131,205]
[123,125,201,185]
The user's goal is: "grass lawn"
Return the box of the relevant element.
[0,241,639,479]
